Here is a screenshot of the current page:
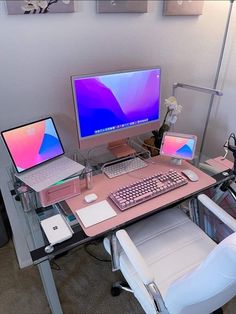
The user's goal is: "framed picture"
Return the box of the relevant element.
[97,0,148,13]
[6,0,75,15]
[163,0,204,16]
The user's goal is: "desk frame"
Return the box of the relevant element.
[0,158,234,314]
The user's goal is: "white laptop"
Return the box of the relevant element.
[1,117,84,192]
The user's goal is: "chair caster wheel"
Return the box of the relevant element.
[212,308,223,314]
[111,286,121,296]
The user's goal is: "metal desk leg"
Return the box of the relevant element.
[109,233,120,271]
[37,260,63,314]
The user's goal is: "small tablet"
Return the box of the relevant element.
[160,132,197,161]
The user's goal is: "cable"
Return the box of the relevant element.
[86,146,112,168]
[50,259,61,271]
[71,149,86,164]
[84,241,111,263]
[136,136,160,153]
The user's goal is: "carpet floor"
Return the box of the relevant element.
[0,239,236,314]
[0,239,143,314]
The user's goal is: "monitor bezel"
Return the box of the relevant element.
[1,117,65,173]
[71,66,161,150]
[160,132,197,161]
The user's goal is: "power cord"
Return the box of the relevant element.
[50,259,61,271]
[136,136,160,153]
[84,240,111,263]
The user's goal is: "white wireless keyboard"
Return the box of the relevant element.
[103,157,148,178]
[16,157,84,192]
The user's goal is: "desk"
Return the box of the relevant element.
[0,156,234,314]
[66,156,217,237]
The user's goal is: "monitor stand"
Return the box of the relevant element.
[108,139,136,158]
[170,157,182,166]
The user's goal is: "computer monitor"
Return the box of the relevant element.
[160,132,197,164]
[71,67,161,155]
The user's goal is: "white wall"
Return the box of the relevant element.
[0,0,235,166]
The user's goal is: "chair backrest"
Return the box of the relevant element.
[164,232,236,314]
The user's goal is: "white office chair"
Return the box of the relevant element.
[104,194,236,314]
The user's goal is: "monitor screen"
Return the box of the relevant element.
[1,117,64,173]
[71,67,161,150]
[160,132,197,160]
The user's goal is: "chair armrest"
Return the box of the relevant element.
[197,194,236,232]
[116,229,168,313]
[116,229,154,285]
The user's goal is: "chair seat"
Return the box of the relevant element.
[104,208,216,314]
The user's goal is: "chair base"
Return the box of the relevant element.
[111,281,133,296]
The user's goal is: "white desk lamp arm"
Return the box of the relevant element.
[116,230,168,313]
[172,83,223,97]
[198,194,236,232]
[172,83,223,163]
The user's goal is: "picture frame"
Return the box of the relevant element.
[6,0,75,15]
[97,0,148,14]
[163,0,204,16]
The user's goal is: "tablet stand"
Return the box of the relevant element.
[170,158,182,166]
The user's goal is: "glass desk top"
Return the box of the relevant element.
[4,155,235,266]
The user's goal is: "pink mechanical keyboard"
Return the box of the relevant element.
[109,169,188,211]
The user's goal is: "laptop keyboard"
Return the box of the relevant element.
[16,157,84,192]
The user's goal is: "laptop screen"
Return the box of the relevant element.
[1,117,64,173]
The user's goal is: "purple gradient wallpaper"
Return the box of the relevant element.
[73,68,161,138]
[2,118,64,173]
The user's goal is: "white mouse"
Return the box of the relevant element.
[181,169,199,182]
[84,193,98,203]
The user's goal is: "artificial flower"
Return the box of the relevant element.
[152,96,182,151]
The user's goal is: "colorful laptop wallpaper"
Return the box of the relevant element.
[161,135,196,160]
[2,118,64,173]
[73,68,160,138]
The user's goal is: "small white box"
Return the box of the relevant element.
[40,214,74,245]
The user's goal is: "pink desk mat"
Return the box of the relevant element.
[66,156,216,237]
[205,156,233,172]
